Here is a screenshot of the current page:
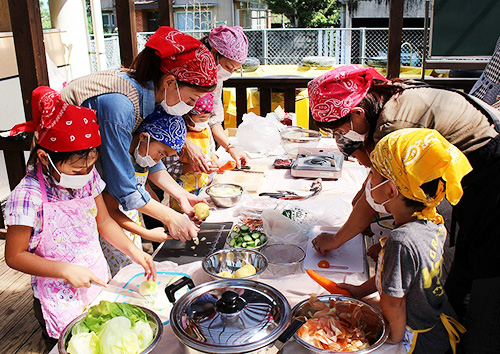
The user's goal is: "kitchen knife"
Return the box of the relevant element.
[91,281,147,301]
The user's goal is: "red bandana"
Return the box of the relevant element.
[145,27,217,87]
[10,86,101,152]
[308,65,388,122]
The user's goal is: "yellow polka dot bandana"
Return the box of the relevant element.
[370,128,473,224]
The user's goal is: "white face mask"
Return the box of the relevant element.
[160,81,194,116]
[343,118,366,142]
[189,116,209,131]
[217,64,232,81]
[48,154,93,190]
[134,134,157,168]
[365,175,394,214]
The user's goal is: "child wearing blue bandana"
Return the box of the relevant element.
[101,105,187,275]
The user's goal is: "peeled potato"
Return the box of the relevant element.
[217,271,233,278]
[233,264,257,278]
[194,202,210,220]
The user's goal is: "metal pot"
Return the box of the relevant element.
[165,277,303,354]
[291,295,389,353]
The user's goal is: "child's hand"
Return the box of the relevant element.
[146,227,171,243]
[62,264,107,288]
[366,243,382,262]
[130,249,157,281]
[337,283,364,299]
[312,232,341,256]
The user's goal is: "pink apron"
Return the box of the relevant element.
[34,166,109,338]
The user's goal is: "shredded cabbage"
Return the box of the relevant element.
[210,185,241,197]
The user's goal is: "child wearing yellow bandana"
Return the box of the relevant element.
[338,128,472,354]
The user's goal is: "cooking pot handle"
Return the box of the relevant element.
[164,276,195,303]
[272,319,305,353]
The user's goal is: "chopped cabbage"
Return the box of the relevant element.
[67,332,99,354]
[209,185,241,197]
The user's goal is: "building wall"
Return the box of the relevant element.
[348,0,424,19]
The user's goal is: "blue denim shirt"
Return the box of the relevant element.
[81,72,165,211]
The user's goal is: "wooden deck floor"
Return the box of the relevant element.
[0,239,48,354]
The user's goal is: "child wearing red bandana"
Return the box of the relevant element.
[4,87,156,350]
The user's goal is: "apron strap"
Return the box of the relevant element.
[440,313,466,354]
[36,163,49,203]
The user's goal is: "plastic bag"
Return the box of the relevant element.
[46,53,67,92]
[261,209,309,250]
[236,112,284,155]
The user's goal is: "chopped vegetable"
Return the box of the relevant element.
[317,260,330,269]
[227,222,267,249]
[217,160,237,173]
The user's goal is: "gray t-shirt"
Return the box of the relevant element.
[379,220,457,354]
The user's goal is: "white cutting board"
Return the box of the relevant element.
[214,170,265,195]
[304,234,365,273]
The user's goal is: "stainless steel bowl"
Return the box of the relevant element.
[202,249,268,281]
[206,183,243,208]
[261,244,305,277]
[58,304,163,354]
[292,295,389,353]
[280,129,321,157]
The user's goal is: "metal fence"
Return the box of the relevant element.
[90,28,425,71]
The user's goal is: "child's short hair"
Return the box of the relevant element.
[403,178,444,209]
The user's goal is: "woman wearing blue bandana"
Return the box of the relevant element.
[102,106,187,275]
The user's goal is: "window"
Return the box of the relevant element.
[102,13,114,33]
[176,11,212,31]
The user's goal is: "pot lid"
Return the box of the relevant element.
[170,279,291,353]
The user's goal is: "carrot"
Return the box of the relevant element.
[218,160,236,173]
[306,269,352,296]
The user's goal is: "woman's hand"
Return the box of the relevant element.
[164,211,199,241]
[312,232,342,256]
[62,264,107,288]
[183,140,212,173]
[228,147,248,169]
[129,249,157,281]
[177,193,206,221]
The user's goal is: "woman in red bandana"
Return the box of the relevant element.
[307,64,500,354]
[4,87,156,350]
[60,27,217,242]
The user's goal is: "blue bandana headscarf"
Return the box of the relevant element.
[136,105,187,153]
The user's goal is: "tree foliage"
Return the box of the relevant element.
[264,0,340,28]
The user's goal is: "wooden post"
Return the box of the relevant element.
[115,0,137,68]
[387,0,404,79]
[158,0,174,27]
[5,0,47,192]
[7,0,49,121]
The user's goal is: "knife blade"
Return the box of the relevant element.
[232,167,265,174]
[91,281,147,301]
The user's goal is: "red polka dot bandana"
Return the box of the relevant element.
[189,93,214,115]
[145,26,217,87]
[308,65,388,122]
[10,86,101,152]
